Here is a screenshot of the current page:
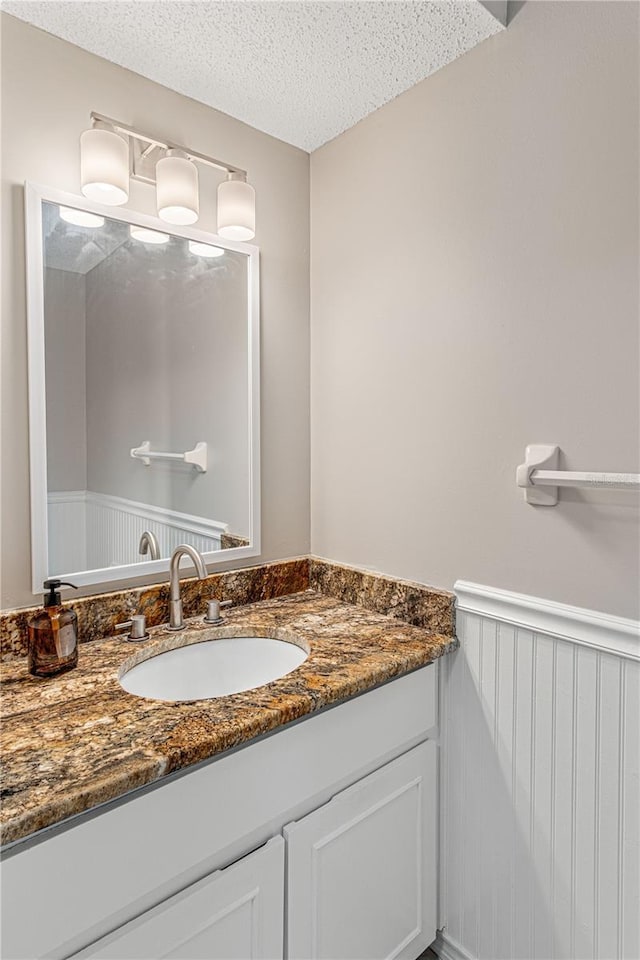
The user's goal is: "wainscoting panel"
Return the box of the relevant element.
[438,583,639,960]
[48,491,225,574]
[48,491,87,575]
[84,492,222,569]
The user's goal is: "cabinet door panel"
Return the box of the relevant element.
[75,836,284,960]
[285,742,436,960]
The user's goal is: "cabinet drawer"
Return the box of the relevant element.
[73,837,284,960]
[284,741,437,960]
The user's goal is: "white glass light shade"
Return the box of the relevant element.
[129,225,170,245]
[188,240,224,258]
[217,177,255,241]
[156,151,199,225]
[59,206,105,228]
[80,127,129,205]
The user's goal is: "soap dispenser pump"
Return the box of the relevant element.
[28,580,79,677]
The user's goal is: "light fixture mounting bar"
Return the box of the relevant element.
[90,112,246,180]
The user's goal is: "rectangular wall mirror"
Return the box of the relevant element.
[25,183,260,592]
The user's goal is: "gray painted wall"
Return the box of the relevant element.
[310,1,639,618]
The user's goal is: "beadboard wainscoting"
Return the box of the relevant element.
[47,491,88,573]
[48,491,225,574]
[437,583,640,960]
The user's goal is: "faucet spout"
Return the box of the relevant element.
[168,544,208,630]
[139,530,160,561]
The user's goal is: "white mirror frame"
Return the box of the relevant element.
[25,182,261,593]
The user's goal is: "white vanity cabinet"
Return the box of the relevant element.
[285,741,436,960]
[1,664,439,960]
[75,837,285,960]
[72,743,435,960]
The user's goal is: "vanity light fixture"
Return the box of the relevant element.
[59,206,105,228]
[217,173,256,241]
[80,112,256,239]
[156,150,199,225]
[188,240,225,258]
[129,225,170,245]
[80,123,129,205]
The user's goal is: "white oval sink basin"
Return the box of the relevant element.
[119,636,308,702]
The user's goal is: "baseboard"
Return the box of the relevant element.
[432,930,476,960]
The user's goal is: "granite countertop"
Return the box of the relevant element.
[0,590,456,846]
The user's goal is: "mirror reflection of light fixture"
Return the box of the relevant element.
[79,113,257,240]
[156,150,199,225]
[129,225,170,245]
[188,240,225,258]
[80,124,129,205]
[59,206,105,228]
[217,173,256,241]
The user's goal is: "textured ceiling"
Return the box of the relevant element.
[3,1,505,151]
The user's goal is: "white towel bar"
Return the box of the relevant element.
[517,445,640,505]
[130,441,208,473]
[530,470,639,491]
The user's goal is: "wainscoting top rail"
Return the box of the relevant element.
[455,580,640,660]
[130,440,208,473]
[516,444,640,505]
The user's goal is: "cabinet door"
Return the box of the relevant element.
[284,741,436,960]
[75,836,284,960]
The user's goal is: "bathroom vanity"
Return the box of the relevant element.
[0,589,453,959]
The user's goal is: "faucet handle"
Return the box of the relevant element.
[203,599,232,624]
[115,614,149,641]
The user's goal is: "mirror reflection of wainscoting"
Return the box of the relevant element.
[47,491,225,575]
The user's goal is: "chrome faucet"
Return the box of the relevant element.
[168,544,208,631]
[139,530,160,560]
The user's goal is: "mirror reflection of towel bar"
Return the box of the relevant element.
[130,441,208,473]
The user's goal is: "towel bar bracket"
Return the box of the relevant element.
[516,444,560,505]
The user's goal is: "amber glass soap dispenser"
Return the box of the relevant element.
[28,579,79,677]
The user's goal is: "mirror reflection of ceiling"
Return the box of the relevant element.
[43,202,126,274]
[43,203,232,277]
[3,2,505,151]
